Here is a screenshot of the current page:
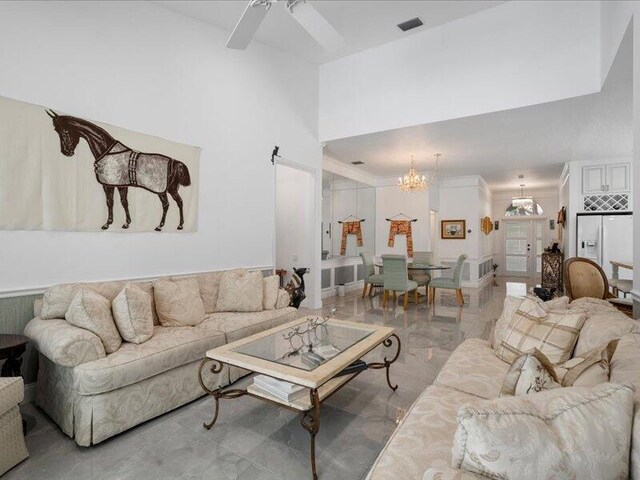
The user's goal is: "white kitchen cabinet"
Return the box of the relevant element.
[582,165,606,194]
[582,162,630,194]
[606,163,630,193]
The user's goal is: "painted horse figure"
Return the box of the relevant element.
[285,267,310,309]
[46,110,191,231]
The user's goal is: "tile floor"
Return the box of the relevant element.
[6,278,535,480]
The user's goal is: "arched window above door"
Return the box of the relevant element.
[505,199,544,216]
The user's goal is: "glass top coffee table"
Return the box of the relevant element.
[198,315,400,480]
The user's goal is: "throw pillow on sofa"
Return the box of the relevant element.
[491,295,570,350]
[570,300,639,356]
[154,278,205,327]
[500,340,617,396]
[263,275,280,310]
[453,383,634,480]
[495,297,586,364]
[65,288,122,354]
[215,270,263,312]
[499,349,561,396]
[275,289,290,309]
[112,284,154,344]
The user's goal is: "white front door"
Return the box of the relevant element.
[503,219,548,278]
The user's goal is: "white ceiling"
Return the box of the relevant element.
[154,0,505,64]
[324,28,632,192]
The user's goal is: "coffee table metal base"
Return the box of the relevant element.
[197,333,401,480]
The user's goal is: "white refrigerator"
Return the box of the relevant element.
[576,213,633,281]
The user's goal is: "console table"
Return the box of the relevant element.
[0,335,29,377]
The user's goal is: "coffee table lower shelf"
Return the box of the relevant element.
[197,333,401,480]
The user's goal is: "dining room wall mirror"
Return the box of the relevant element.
[322,171,376,259]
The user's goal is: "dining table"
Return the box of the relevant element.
[374,262,452,304]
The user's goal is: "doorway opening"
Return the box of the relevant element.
[502,219,549,278]
[275,163,316,308]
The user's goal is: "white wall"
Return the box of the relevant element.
[0,1,321,294]
[374,182,429,258]
[599,1,640,316]
[319,0,601,141]
[275,165,314,306]
[436,176,493,286]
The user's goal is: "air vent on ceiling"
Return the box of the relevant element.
[397,17,423,32]
[351,161,365,165]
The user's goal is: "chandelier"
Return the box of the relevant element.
[511,184,534,208]
[398,154,440,193]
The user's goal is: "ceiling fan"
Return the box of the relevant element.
[226,0,345,53]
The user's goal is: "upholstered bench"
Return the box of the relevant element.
[0,377,29,476]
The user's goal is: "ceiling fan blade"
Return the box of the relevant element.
[287,1,345,53]
[226,0,271,50]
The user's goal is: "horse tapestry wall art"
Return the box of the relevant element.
[0,95,200,232]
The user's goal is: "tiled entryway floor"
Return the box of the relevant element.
[6,278,533,480]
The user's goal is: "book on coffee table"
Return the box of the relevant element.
[251,375,307,402]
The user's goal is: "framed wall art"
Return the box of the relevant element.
[441,219,466,239]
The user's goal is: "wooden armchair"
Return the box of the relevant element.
[564,257,633,317]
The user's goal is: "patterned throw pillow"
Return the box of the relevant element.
[153,278,205,327]
[275,289,290,309]
[453,383,634,480]
[112,284,154,344]
[495,297,586,364]
[500,340,618,397]
[65,288,122,354]
[492,295,570,350]
[215,270,264,312]
[262,275,280,310]
[499,349,560,396]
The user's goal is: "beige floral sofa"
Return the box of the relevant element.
[24,269,297,447]
[366,298,640,480]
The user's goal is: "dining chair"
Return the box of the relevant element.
[411,251,433,300]
[381,254,418,310]
[428,254,467,306]
[359,251,384,298]
[564,257,633,316]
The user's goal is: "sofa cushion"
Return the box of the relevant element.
[215,270,264,312]
[571,300,639,356]
[154,278,205,327]
[610,333,640,480]
[366,385,478,480]
[435,339,510,399]
[263,275,280,310]
[66,289,122,354]
[206,307,297,344]
[0,377,24,417]
[41,280,126,320]
[452,383,634,480]
[73,322,226,395]
[112,284,154,344]
[495,297,586,364]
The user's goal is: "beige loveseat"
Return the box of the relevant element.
[24,270,297,447]
[366,298,640,480]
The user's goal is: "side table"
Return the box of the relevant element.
[0,334,29,377]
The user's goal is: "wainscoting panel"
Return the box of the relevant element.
[0,294,40,384]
